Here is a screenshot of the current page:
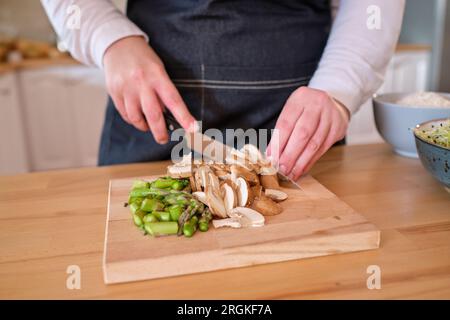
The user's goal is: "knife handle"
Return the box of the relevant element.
[163,109,182,131]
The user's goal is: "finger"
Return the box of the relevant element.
[278,109,320,175]
[290,114,332,180]
[155,75,197,132]
[302,120,346,174]
[124,92,149,132]
[140,89,169,144]
[302,139,332,175]
[266,100,304,158]
[110,93,130,124]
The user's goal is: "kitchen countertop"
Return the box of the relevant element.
[0,143,449,299]
[0,56,78,74]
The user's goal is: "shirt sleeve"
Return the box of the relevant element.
[308,0,405,115]
[41,0,148,68]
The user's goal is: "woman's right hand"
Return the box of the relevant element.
[103,36,197,144]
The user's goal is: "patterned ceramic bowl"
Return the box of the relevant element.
[413,118,450,193]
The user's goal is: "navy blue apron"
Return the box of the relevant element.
[99,0,331,165]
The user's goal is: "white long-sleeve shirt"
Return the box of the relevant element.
[41,0,405,114]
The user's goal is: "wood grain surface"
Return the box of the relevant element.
[0,144,449,299]
[104,175,380,284]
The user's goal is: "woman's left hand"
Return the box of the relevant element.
[266,86,349,180]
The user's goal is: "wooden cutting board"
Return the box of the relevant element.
[103,175,380,284]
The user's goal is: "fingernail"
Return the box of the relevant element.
[279,164,287,175]
[157,137,169,144]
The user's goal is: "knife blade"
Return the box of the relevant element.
[184,130,235,164]
[277,172,302,190]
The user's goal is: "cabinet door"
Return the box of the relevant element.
[0,72,29,174]
[389,51,430,92]
[65,67,107,167]
[19,66,107,171]
[346,50,431,145]
[19,67,78,171]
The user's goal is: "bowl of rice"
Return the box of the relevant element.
[373,92,450,158]
[413,118,450,192]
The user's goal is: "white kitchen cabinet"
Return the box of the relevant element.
[64,68,107,167]
[0,72,29,175]
[18,66,107,171]
[347,49,431,145]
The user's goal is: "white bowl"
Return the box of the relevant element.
[373,92,450,158]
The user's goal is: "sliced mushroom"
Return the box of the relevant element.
[251,195,283,216]
[197,165,212,191]
[221,178,239,190]
[212,218,241,229]
[206,187,227,218]
[189,176,198,192]
[208,172,221,192]
[211,163,227,171]
[230,164,259,185]
[230,170,238,185]
[253,185,263,196]
[203,158,214,165]
[260,174,280,190]
[229,207,265,227]
[179,152,192,165]
[221,179,239,204]
[215,170,230,180]
[249,185,262,204]
[252,163,262,175]
[167,164,192,178]
[225,151,254,171]
[235,177,250,207]
[241,162,257,173]
[265,188,288,202]
[258,157,272,167]
[228,148,246,161]
[240,144,264,164]
[221,183,236,216]
[194,168,203,192]
[259,165,278,176]
[192,191,208,205]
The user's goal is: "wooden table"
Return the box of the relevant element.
[0,143,449,299]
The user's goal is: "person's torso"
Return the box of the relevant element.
[99,1,333,164]
[126,0,331,81]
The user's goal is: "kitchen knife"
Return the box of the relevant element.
[163,109,182,131]
[163,109,300,189]
[184,130,301,190]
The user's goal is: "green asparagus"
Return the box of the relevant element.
[128,178,211,238]
[144,222,178,236]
